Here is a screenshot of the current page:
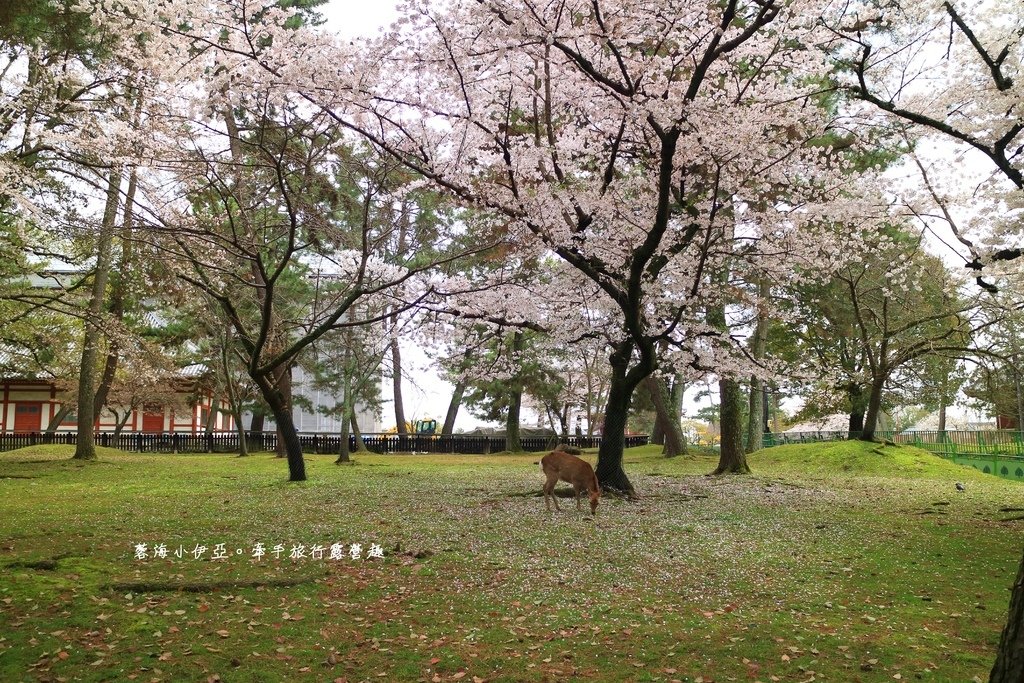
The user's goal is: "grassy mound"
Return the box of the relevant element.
[751,439,985,480]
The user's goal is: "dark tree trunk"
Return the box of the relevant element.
[746,376,763,453]
[204,399,217,435]
[252,370,304,480]
[644,375,683,457]
[250,408,265,433]
[990,547,1024,682]
[670,374,688,455]
[335,408,351,464]
[848,384,866,437]
[442,381,465,436]
[711,377,750,474]
[506,388,522,452]
[336,351,355,463]
[505,331,525,452]
[350,412,367,452]
[391,332,407,435]
[849,410,865,434]
[745,277,769,453]
[93,348,119,422]
[274,364,292,458]
[860,376,885,442]
[92,169,137,422]
[233,403,249,457]
[762,386,770,433]
[595,383,634,494]
[651,403,665,446]
[112,410,131,440]
[595,348,644,496]
[74,168,122,461]
[45,405,72,435]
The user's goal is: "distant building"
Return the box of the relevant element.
[0,364,226,434]
[996,415,1019,430]
[243,364,380,434]
[3,268,381,435]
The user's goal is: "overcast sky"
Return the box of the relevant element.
[321,1,400,39]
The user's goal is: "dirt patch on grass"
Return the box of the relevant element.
[7,558,59,570]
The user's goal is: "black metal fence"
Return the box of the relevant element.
[0,431,649,455]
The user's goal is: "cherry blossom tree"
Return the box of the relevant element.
[321,0,867,492]
[825,0,1023,292]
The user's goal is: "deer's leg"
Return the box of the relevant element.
[543,473,561,511]
[575,485,583,510]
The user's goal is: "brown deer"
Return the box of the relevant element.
[540,450,600,515]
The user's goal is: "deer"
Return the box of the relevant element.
[540,450,601,515]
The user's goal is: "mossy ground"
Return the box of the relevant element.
[0,441,1021,682]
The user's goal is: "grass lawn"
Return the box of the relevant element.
[1,441,1022,683]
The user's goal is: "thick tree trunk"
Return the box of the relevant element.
[92,169,137,421]
[233,404,249,457]
[274,364,292,458]
[860,377,885,442]
[250,409,265,434]
[746,376,764,453]
[391,333,407,435]
[670,374,688,455]
[93,348,119,422]
[848,384,867,437]
[595,350,642,496]
[745,278,769,453]
[505,332,525,452]
[706,272,748,474]
[112,410,131,440]
[506,388,522,452]
[74,169,122,461]
[335,408,351,464]
[442,381,465,436]
[255,373,305,481]
[644,375,683,457]
[336,357,355,463]
[204,400,217,435]
[350,412,368,452]
[849,409,865,434]
[712,377,750,474]
[651,403,665,445]
[990,547,1024,682]
[45,405,71,435]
